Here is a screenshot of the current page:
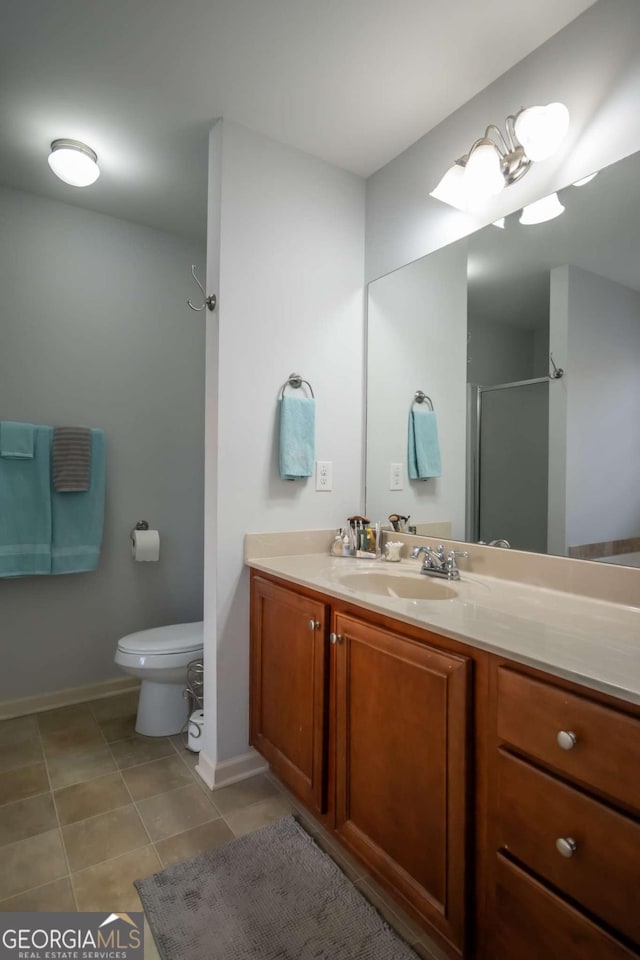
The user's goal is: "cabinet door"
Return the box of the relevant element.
[334,612,470,953]
[250,577,329,814]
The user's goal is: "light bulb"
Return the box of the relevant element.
[519,192,565,225]
[429,161,468,210]
[514,102,570,162]
[573,172,598,186]
[48,139,100,187]
[464,140,505,206]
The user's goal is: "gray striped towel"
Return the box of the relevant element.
[52,426,92,492]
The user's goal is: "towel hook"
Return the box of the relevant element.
[279,372,315,399]
[187,265,217,313]
[549,353,564,379]
[413,390,434,410]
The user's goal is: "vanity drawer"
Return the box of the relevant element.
[496,750,640,944]
[497,667,640,811]
[493,855,638,960]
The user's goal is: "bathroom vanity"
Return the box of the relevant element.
[247,542,640,959]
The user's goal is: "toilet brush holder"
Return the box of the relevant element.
[187,709,204,752]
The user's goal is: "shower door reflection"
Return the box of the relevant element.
[473,379,549,553]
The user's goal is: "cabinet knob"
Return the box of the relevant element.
[555,837,577,858]
[556,730,577,751]
[308,619,321,631]
[330,633,343,645]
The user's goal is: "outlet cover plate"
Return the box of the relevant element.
[390,462,403,491]
[316,461,333,492]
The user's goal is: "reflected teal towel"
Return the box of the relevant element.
[0,421,35,459]
[51,428,106,574]
[0,425,52,576]
[279,396,315,480]
[408,408,442,480]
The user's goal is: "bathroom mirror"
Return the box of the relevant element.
[366,149,640,565]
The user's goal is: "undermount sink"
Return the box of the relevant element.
[338,571,458,601]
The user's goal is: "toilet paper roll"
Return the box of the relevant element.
[131,528,160,562]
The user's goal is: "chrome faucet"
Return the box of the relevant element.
[410,544,469,581]
[477,538,511,548]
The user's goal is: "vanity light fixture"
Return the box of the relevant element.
[48,139,100,187]
[519,192,565,225]
[430,102,569,212]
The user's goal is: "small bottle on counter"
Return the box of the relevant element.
[330,529,345,556]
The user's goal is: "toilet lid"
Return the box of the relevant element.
[117,621,203,655]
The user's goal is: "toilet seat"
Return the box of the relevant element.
[117,621,203,656]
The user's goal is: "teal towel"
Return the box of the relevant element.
[408,408,442,480]
[0,425,52,576]
[279,396,315,480]
[0,421,35,460]
[51,428,106,574]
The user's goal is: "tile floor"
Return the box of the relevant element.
[0,692,442,960]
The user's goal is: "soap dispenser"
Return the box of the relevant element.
[330,529,346,556]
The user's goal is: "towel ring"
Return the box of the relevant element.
[412,390,434,410]
[279,372,315,399]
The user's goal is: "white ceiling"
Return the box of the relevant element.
[0,0,595,240]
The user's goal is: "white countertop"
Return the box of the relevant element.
[247,553,640,707]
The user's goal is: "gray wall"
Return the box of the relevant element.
[467,316,536,386]
[549,264,640,554]
[0,186,205,700]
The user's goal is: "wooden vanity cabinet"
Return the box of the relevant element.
[250,570,640,958]
[249,572,475,957]
[250,576,330,815]
[486,661,640,960]
[333,611,471,953]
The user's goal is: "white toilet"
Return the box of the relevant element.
[114,621,203,737]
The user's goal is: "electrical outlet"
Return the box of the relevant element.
[316,461,333,492]
[389,462,403,491]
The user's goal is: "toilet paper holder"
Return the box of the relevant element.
[130,520,149,544]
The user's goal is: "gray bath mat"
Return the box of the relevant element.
[135,815,419,960]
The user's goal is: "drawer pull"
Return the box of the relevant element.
[308,619,321,631]
[330,632,343,645]
[555,837,577,858]
[556,730,577,751]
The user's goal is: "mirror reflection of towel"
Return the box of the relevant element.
[408,408,442,480]
[279,396,315,480]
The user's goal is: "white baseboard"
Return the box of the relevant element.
[0,676,140,720]
[196,748,268,791]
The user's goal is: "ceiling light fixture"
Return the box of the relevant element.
[48,139,100,187]
[519,192,565,225]
[430,102,569,212]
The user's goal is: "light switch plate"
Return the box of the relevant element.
[389,462,403,491]
[316,461,333,491]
